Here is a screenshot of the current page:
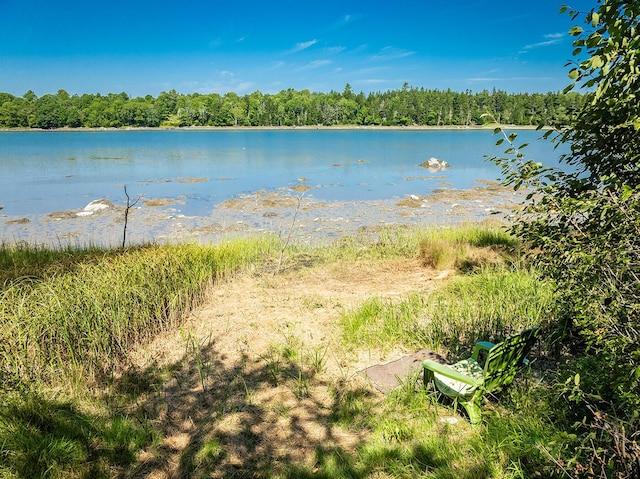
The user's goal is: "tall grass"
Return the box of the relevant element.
[418,222,519,270]
[0,237,278,386]
[307,226,433,263]
[342,222,553,357]
[341,269,553,358]
[341,294,428,351]
[423,268,554,356]
[0,242,107,287]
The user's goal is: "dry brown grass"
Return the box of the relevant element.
[126,257,448,477]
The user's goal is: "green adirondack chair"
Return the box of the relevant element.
[423,327,540,425]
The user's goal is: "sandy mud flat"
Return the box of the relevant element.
[0,181,523,247]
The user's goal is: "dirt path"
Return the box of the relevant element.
[127,257,451,478]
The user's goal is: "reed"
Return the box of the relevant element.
[418,222,518,270]
[423,268,554,356]
[341,268,553,358]
[341,294,428,351]
[0,237,278,387]
[0,242,106,287]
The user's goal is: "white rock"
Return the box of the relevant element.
[83,199,113,212]
[420,157,450,170]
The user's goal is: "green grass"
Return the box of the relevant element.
[0,226,571,478]
[280,379,562,479]
[0,237,278,387]
[417,223,519,271]
[423,268,554,356]
[329,226,564,478]
[0,242,107,287]
[341,270,553,358]
[341,294,429,351]
[0,390,155,479]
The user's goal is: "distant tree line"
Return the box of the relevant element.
[0,83,584,129]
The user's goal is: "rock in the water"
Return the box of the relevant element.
[77,199,114,216]
[419,157,449,171]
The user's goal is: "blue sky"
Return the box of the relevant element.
[0,0,596,98]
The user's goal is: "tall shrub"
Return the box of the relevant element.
[491,1,639,477]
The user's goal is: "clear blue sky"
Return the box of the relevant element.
[0,0,596,98]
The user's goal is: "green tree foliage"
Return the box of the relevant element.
[0,86,584,129]
[491,2,639,477]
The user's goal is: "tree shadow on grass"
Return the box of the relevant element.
[1,338,493,479]
[0,389,154,478]
[120,338,379,478]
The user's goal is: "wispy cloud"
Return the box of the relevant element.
[183,79,256,95]
[358,79,388,84]
[234,81,255,93]
[323,46,346,54]
[371,46,415,61]
[466,76,553,83]
[332,13,360,28]
[342,66,390,77]
[263,61,285,71]
[522,33,564,50]
[296,59,332,71]
[288,39,318,54]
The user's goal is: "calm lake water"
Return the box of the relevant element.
[0,129,566,217]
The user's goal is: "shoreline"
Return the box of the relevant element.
[1,183,524,248]
[0,124,546,133]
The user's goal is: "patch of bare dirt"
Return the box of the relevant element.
[127,257,450,478]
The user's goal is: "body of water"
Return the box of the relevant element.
[0,128,566,217]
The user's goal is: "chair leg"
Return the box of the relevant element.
[423,367,434,389]
[461,394,483,425]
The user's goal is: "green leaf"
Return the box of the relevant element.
[590,55,605,68]
[568,69,580,79]
[569,26,583,36]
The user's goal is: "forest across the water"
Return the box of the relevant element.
[0,83,583,130]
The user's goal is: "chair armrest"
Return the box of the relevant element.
[423,360,482,387]
[471,341,495,361]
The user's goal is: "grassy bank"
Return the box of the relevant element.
[0,237,279,387]
[0,226,573,478]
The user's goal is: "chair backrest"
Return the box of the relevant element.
[482,328,540,392]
